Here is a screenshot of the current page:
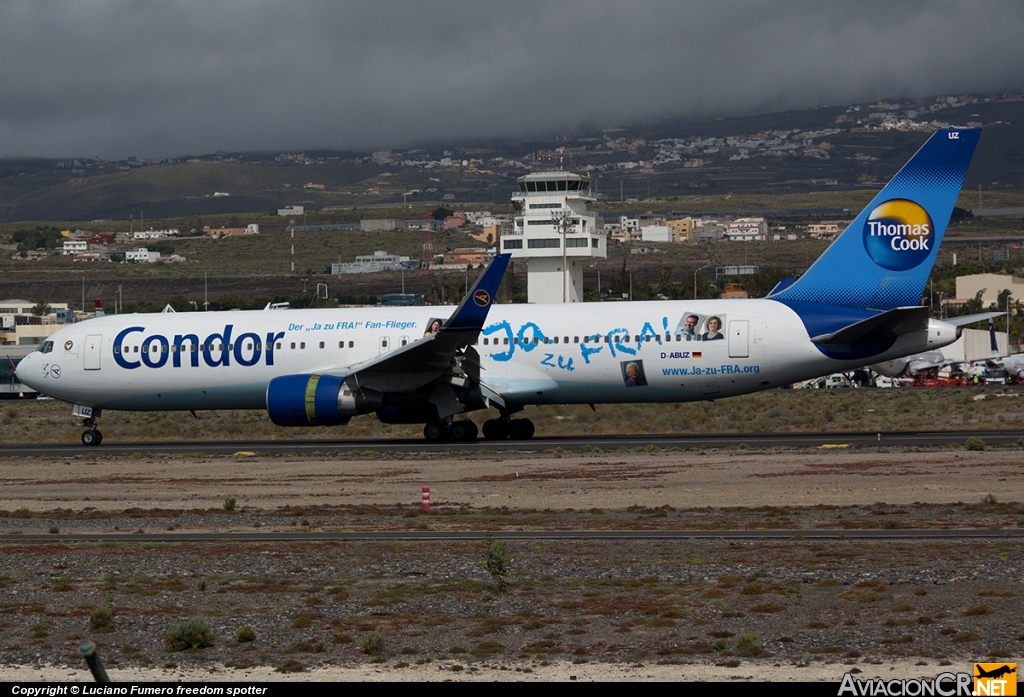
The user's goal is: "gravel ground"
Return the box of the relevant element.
[0,446,1022,681]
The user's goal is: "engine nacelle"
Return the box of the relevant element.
[266,374,362,427]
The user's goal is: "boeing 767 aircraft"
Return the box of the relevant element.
[17,129,982,445]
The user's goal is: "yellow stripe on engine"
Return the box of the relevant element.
[304,375,320,425]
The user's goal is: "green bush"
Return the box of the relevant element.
[223,497,237,511]
[166,618,215,651]
[90,605,114,630]
[236,625,256,643]
[360,630,385,655]
[483,533,512,593]
[965,437,985,451]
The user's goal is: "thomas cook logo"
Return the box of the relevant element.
[472,290,491,307]
[975,663,1016,696]
[863,199,934,271]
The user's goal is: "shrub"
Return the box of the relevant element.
[483,533,511,593]
[361,630,386,655]
[166,618,215,651]
[90,605,114,631]
[236,625,256,643]
[965,437,985,451]
[224,497,237,511]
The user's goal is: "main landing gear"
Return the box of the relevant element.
[423,419,478,443]
[482,417,534,441]
[423,415,535,443]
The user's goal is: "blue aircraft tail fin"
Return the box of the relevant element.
[443,253,511,333]
[769,129,981,310]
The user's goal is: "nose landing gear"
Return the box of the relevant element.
[75,406,103,446]
[81,428,103,446]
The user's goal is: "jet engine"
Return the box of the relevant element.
[266,374,379,427]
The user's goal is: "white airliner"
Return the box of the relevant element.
[16,128,982,446]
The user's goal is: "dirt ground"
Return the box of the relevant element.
[4,446,1024,513]
[1,446,1022,682]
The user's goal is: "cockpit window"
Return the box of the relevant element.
[39,341,54,354]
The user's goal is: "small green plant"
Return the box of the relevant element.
[965,437,985,451]
[360,629,386,655]
[981,493,997,505]
[236,625,256,643]
[483,533,512,593]
[165,618,215,651]
[90,604,114,631]
[223,497,237,511]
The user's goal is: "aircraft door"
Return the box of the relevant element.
[379,337,391,355]
[84,334,103,370]
[728,320,749,358]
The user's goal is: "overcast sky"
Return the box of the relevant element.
[1,1,1021,159]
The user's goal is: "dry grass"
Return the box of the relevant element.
[3,386,1024,444]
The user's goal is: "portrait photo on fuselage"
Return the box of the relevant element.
[675,312,704,341]
[621,359,648,387]
[424,318,444,336]
[700,315,726,341]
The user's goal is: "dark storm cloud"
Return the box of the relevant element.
[1,0,1021,158]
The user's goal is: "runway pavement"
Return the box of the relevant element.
[1,428,1022,457]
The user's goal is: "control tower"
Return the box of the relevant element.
[503,171,606,303]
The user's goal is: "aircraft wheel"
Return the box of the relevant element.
[508,418,535,440]
[423,422,448,442]
[450,420,478,442]
[81,429,102,447]
[482,419,508,440]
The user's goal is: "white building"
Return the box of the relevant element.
[62,239,88,255]
[133,228,179,240]
[725,217,768,242]
[640,225,673,243]
[278,205,304,216]
[505,172,606,303]
[332,250,417,274]
[125,248,161,263]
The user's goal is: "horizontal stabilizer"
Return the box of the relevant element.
[945,311,1005,327]
[811,306,928,346]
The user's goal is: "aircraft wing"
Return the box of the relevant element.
[321,254,511,396]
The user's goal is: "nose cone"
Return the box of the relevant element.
[14,352,40,390]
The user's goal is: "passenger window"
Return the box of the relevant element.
[276,342,281,349]
[339,341,344,349]
[504,338,509,345]
[134,346,138,353]
[564,337,569,344]
[300,342,305,349]
[114,346,120,354]
[552,337,558,344]
[348,341,354,348]
[573,336,579,343]
[319,341,324,349]
[290,342,296,349]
